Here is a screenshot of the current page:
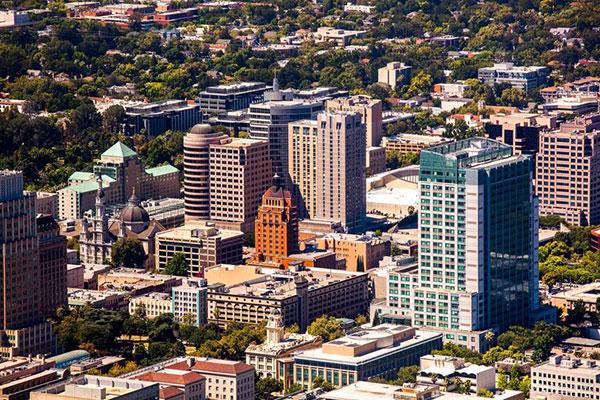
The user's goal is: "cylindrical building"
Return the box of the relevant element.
[183,124,228,221]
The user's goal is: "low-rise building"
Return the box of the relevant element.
[172,278,208,327]
[318,381,439,400]
[315,232,391,272]
[293,324,443,388]
[164,358,255,400]
[541,94,600,115]
[246,310,322,391]
[68,288,126,310]
[155,221,244,277]
[0,356,60,400]
[207,267,371,330]
[123,100,202,137]
[378,62,412,90]
[312,27,367,46]
[417,355,495,393]
[343,3,376,13]
[478,62,548,91]
[31,375,159,400]
[366,166,419,219]
[531,355,600,400]
[548,282,600,316]
[132,367,206,400]
[129,292,172,318]
[366,146,386,176]
[198,82,268,114]
[97,268,182,297]
[382,134,449,155]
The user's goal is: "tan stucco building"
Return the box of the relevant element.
[315,232,391,272]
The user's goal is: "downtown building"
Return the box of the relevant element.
[197,81,268,115]
[288,111,366,232]
[377,138,550,352]
[249,79,323,186]
[536,113,600,225]
[0,171,64,357]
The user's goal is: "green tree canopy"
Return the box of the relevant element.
[307,315,344,342]
[111,238,146,268]
[163,253,189,276]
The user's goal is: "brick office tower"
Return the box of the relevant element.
[254,174,299,266]
[0,171,58,357]
[37,214,67,318]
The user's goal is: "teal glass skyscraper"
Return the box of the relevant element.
[413,138,540,350]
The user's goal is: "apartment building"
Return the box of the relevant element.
[536,114,600,225]
[293,325,442,388]
[155,221,244,277]
[208,137,272,234]
[315,232,391,272]
[326,95,383,147]
[378,62,412,90]
[289,111,366,231]
[478,62,548,91]
[531,355,600,400]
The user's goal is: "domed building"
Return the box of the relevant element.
[79,183,165,269]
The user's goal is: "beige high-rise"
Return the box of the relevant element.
[289,111,366,231]
[209,137,272,233]
[536,114,600,225]
[184,124,229,221]
[326,95,383,147]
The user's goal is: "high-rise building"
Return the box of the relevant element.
[37,214,67,317]
[58,142,180,220]
[249,79,322,185]
[0,171,58,357]
[288,119,318,218]
[326,95,383,147]
[253,174,299,266]
[209,137,272,233]
[377,62,412,90]
[411,138,542,351]
[183,124,229,221]
[289,111,366,231]
[536,114,600,225]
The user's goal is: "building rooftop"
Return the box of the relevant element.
[167,357,254,376]
[31,375,158,400]
[221,267,367,300]
[319,381,438,400]
[62,175,115,193]
[295,324,441,365]
[155,221,244,242]
[145,164,179,177]
[551,282,600,302]
[383,133,449,145]
[246,333,319,355]
[102,141,137,159]
[67,288,123,304]
[535,355,600,377]
[134,369,205,385]
[319,231,389,244]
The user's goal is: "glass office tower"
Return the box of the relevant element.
[413,138,539,349]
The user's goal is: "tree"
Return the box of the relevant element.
[284,382,303,395]
[102,105,125,135]
[396,365,419,385]
[307,316,344,342]
[500,88,526,108]
[312,377,335,391]
[539,215,563,229]
[477,389,494,398]
[256,377,283,400]
[111,238,146,268]
[163,253,189,276]
[355,314,368,325]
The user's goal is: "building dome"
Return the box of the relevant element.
[189,124,214,135]
[120,190,150,233]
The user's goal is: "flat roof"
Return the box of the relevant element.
[156,221,244,242]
